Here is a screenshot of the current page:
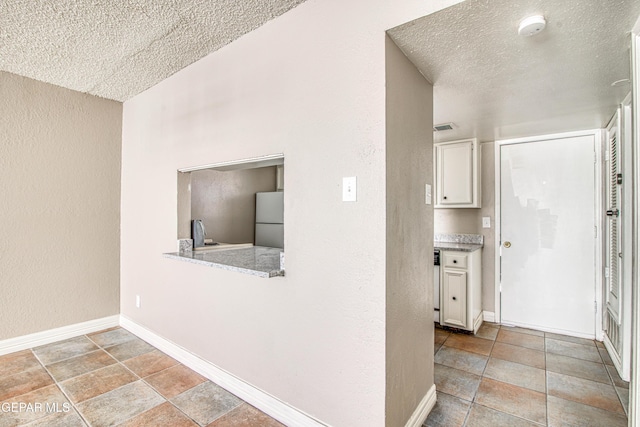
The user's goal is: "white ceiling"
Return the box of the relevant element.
[388,0,640,143]
[0,0,305,101]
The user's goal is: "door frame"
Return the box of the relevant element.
[494,129,604,339]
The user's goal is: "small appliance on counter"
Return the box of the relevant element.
[191,219,206,248]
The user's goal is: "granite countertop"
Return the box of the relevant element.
[434,241,483,252]
[164,246,284,278]
[434,233,483,252]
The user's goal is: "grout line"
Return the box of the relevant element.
[31,348,92,427]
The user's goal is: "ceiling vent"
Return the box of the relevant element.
[434,123,455,132]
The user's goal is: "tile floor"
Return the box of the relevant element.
[0,327,284,426]
[426,323,630,427]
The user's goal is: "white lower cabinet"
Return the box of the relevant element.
[440,249,482,333]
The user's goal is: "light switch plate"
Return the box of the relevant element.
[482,217,491,228]
[425,184,432,205]
[343,177,357,202]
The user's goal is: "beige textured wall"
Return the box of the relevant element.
[433,142,496,314]
[0,71,122,340]
[190,167,277,244]
[120,0,460,425]
[385,36,434,426]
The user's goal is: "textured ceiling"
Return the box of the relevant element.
[0,0,305,101]
[388,0,640,142]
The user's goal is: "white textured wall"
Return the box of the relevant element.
[385,36,434,426]
[0,71,122,340]
[120,0,459,425]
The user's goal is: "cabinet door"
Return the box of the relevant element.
[442,269,467,328]
[437,140,473,205]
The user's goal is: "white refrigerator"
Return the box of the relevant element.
[255,192,284,249]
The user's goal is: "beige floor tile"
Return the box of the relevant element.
[496,330,545,351]
[145,364,207,399]
[0,366,54,401]
[547,371,625,414]
[483,358,546,393]
[119,401,198,427]
[206,403,285,427]
[474,378,546,424]
[465,403,542,427]
[46,350,116,382]
[434,342,444,354]
[75,380,164,426]
[424,392,470,427]
[616,386,629,415]
[435,329,450,346]
[547,395,627,427]
[434,346,488,376]
[22,410,87,427]
[443,334,494,356]
[545,332,596,347]
[490,342,545,369]
[124,349,179,378]
[434,363,481,401]
[87,328,137,348]
[500,326,545,337]
[546,353,611,384]
[599,347,615,366]
[171,381,242,426]
[104,337,154,362]
[0,350,41,379]
[475,324,499,341]
[33,337,98,365]
[605,364,629,389]
[59,363,137,403]
[545,338,601,363]
[0,384,70,425]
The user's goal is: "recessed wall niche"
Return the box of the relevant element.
[177,154,284,247]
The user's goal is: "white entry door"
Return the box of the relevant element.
[499,134,597,337]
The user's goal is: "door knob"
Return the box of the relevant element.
[503,241,511,248]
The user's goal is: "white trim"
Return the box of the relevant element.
[482,311,496,323]
[119,316,326,427]
[404,385,437,427]
[0,315,120,356]
[178,153,284,173]
[494,129,604,338]
[628,28,640,427]
[494,141,501,323]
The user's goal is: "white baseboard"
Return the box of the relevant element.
[405,384,437,427]
[119,315,326,427]
[482,311,496,323]
[0,315,120,356]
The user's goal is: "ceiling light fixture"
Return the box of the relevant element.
[518,15,546,37]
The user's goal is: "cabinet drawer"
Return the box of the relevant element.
[442,253,468,269]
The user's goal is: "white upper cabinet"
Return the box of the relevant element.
[434,138,481,208]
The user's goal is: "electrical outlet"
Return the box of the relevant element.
[342,177,357,202]
[135,295,141,308]
[482,217,491,228]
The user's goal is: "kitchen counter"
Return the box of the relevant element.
[434,233,483,252]
[164,245,284,278]
[434,241,483,252]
